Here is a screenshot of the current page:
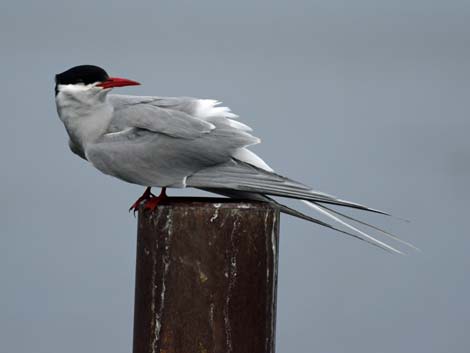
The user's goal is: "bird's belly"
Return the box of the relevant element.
[84,138,190,187]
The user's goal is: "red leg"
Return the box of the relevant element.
[143,187,168,211]
[129,187,155,214]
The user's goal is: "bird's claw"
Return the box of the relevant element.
[129,187,167,216]
[142,195,165,211]
[129,187,155,216]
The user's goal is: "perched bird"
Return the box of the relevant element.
[55,65,413,253]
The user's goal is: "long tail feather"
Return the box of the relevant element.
[266,197,404,252]
[315,203,419,251]
[198,186,406,254]
[302,201,403,254]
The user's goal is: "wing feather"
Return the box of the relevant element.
[187,159,388,214]
[109,96,214,139]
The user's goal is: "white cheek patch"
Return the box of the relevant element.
[55,83,108,113]
[57,83,99,93]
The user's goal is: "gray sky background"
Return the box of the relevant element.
[1,1,469,352]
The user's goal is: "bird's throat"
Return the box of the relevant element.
[56,94,114,150]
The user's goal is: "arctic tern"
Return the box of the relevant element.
[55,65,413,254]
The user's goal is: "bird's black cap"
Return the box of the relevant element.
[55,65,109,94]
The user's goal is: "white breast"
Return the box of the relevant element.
[56,87,114,151]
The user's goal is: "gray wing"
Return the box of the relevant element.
[108,95,215,139]
[102,94,378,212]
[85,95,261,186]
[187,159,388,213]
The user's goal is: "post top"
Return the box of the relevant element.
[138,197,276,211]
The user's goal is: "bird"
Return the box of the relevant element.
[54,64,414,254]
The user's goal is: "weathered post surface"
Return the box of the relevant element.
[133,198,280,353]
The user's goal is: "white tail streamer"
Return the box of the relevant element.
[302,200,403,254]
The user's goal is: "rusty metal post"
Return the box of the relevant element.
[133,198,280,353]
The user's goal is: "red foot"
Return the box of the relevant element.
[143,187,168,211]
[129,187,155,215]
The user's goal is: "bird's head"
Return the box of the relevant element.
[54,65,140,98]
